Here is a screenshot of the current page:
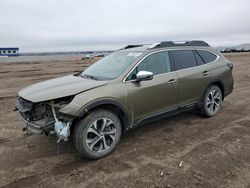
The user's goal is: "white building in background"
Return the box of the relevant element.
[0,48,19,56]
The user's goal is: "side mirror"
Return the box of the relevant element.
[135,71,153,82]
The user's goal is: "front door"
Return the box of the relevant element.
[124,50,179,121]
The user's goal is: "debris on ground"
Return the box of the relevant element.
[160,170,164,177]
[179,161,184,168]
[160,168,171,177]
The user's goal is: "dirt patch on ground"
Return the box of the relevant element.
[0,53,250,187]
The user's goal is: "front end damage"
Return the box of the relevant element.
[16,96,74,142]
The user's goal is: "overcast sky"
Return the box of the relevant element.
[0,0,250,52]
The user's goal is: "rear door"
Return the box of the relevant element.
[194,50,219,95]
[125,50,179,121]
[170,50,203,106]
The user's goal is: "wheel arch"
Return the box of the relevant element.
[204,79,225,101]
[76,99,130,133]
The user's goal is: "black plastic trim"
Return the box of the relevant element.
[127,101,198,132]
[123,45,143,49]
[152,40,210,49]
[201,79,225,102]
[78,99,130,132]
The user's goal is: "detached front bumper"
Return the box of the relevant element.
[18,111,54,134]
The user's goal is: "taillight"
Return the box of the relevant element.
[226,62,233,70]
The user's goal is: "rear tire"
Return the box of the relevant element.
[73,109,122,159]
[200,85,222,117]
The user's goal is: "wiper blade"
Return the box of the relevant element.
[81,74,102,80]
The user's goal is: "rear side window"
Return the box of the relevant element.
[196,50,217,63]
[171,50,197,70]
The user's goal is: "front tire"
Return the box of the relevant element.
[200,85,222,117]
[73,109,122,159]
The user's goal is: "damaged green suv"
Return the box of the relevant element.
[16,41,234,159]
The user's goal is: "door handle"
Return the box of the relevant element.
[168,79,177,85]
[203,71,209,76]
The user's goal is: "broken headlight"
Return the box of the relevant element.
[53,95,74,110]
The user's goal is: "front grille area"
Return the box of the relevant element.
[17,97,55,130]
[30,103,54,122]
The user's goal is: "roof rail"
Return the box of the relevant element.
[117,44,144,51]
[123,44,143,49]
[151,40,210,49]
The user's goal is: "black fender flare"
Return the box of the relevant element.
[202,79,225,103]
[78,98,130,132]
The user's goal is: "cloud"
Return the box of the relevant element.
[0,0,249,52]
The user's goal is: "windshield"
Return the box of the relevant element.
[81,51,142,80]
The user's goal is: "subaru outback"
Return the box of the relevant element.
[16,41,234,159]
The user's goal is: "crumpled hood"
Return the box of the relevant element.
[18,75,109,102]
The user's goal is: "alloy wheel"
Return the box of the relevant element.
[206,89,221,113]
[86,118,116,152]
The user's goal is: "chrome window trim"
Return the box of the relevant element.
[122,48,220,83]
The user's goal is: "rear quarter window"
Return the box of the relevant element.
[196,50,217,63]
[194,51,205,65]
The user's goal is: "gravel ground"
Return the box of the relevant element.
[0,53,249,188]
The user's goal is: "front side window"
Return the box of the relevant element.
[82,51,142,80]
[171,50,197,70]
[196,50,217,63]
[127,51,171,80]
